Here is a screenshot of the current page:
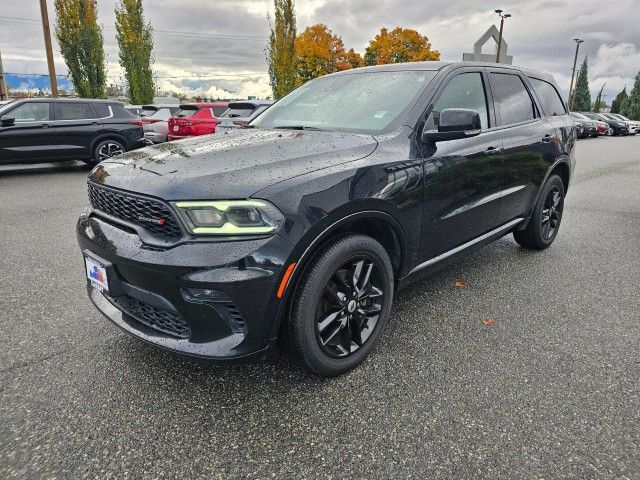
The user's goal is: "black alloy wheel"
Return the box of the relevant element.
[540,185,563,241]
[315,256,384,358]
[514,174,565,250]
[288,234,393,376]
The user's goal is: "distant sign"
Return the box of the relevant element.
[462,25,513,64]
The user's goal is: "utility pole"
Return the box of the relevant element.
[495,9,511,63]
[39,0,59,97]
[568,38,583,110]
[0,48,8,101]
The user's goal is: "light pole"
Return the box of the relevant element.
[39,0,58,97]
[568,38,584,110]
[495,9,511,63]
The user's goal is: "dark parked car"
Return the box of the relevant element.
[0,98,145,165]
[216,100,274,130]
[580,112,629,136]
[569,112,597,138]
[78,62,575,376]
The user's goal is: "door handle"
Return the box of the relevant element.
[483,146,500,155]
[542,134,553,143]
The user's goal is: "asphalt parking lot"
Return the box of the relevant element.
[1,137,638,479]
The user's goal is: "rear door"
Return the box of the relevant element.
[0,101,57,163]
[487,71,558,224]
[419,69,505,259]
[52,101,102,160]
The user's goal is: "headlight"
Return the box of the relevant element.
[174,200,284,235]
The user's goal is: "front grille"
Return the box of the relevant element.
[88,183,182,239]
[112,295,191,339]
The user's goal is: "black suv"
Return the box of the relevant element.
[77,62,575,376]
[0,98,145,165]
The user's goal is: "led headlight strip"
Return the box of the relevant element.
[174,200,284,235]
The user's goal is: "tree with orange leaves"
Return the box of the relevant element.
[364,27,440,66]
[295,24,363,84]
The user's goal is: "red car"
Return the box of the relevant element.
[167,103,228,141]
[595,120,611,136]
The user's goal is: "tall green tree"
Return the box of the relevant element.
[54,0,106,98]
[621,71,640,120]
[267,0,297,99]
[571,56,591,111]
[115,0,155,104]
[592,84,605,113]
[610,86,628,114]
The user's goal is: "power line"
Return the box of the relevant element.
[0,16,265,41]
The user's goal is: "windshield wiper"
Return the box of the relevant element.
[273,125,324,131]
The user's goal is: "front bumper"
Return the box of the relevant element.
[77,211,294,360]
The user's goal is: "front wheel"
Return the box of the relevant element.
[514,174,565,250]
[287,234,394,376]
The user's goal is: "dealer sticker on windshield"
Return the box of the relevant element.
[84,255,109,293]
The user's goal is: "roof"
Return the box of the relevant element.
[228,100,274,108]
[9,97,121,104]
[179,102,229,108]
[330,61,556,84]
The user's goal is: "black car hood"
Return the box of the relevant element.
[90,128,377,200]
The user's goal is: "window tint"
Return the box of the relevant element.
[140,107,158,117]
[490,73,536,125]
[55,102,96,120]
[3,102,50,122]
[175,106,199,118]
[529,78,566,116]
[93,103,111,118]
[212,106,228,117]
[221,107,255,118]
[429,72,489,130]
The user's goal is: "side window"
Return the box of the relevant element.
[93,103,111,118]
[428,72,489,130]
[212,106,228,117]
[528,77,567,116]
[2,103,50,122]
[54,102,96,120]
[490,73,536,125]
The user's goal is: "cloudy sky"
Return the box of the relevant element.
[1,0,639,102]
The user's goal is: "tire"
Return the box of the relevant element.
[514,174,565,250]
[88,139,126,166]
[287,234,394,376]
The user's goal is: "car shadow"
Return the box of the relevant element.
[0,160,90,176]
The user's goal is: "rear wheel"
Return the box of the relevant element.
[86,139,125,166]
[514,174,565,250]
[287,234,394,376]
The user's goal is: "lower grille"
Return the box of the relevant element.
[112,296,190,339]
[88,183,182,239]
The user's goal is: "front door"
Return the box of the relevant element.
[419,70,504,260]
[0,102,57,163]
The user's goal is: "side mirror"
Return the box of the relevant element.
[422,108,482,143]
[0,117,15,127]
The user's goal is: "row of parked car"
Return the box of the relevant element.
[126,100,273,144]
[570,111,639,138]
[0,98,273,165]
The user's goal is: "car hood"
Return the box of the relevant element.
[89,128,377,200]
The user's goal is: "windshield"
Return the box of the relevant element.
[252,70,437,134]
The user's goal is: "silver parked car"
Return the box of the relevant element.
[142,105,180,143]
[216,100,273,129]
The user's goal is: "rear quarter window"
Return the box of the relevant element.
[175,107,199,118]
[212,106,228,117]
[528,77,567,117]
